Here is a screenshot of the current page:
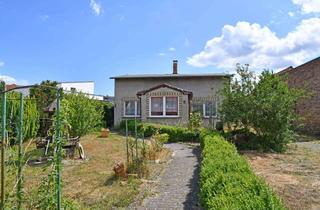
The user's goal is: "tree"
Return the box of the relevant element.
[220,64,303,152]
[29,80,59,114]
[58,93,105,137]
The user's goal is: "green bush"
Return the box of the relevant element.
[119,121,200,142]
[200,132,286,210]
[220,64,303,152]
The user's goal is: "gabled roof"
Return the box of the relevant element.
[110,73,232,79]
[277,56,320,75]
[137,83,193,97]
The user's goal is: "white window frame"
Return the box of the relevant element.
[123,100,140,117]
[203,101,218,118]
[149,96,179,118]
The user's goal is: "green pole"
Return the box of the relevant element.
[17,93,23,210]
[55,89,62,210]
[125,119,129,165]
[135,116,138,160]
[0,82,6,210]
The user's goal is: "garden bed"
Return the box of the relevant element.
[244,135,320,210]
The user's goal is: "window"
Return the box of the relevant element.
[191,101,217,117]
[150,96,179,117]
[204,101,217,117]
[166,97,178,115]
[192,103,203,115]
[151,97,163,116]
[124,100,140,117]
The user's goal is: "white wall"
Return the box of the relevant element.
[58,82,94,94]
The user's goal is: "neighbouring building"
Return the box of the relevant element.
[111,60,231,128]
[278,57,320,135]
[58,81,104,100]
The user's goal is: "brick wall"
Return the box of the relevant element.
[278,57,320,135]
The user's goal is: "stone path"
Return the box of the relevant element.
[134,143,202,210]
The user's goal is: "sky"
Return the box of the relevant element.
[0,0,319,96]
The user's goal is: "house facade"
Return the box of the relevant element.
[111,60,231,128]
[278,57,320,135]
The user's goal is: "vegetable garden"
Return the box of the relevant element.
[0,81,111,210]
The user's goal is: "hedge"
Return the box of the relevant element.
[200,132,286,210]
[119,120,199,142]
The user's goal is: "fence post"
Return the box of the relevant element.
[55,89,62,210]
[0,82,6,210]
[17,93,24,210]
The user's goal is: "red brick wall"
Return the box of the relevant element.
[279,58,320,135]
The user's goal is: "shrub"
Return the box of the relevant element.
[119,119,142,134]
[153,132,169,151]
[58,92,105,137]
[220,64,303,152]
[120,121,200,142]
[200,132,286,210]
[188,112,202,130]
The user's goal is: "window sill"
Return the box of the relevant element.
[123,116,141,118]
[203,116,218,119]
[148,116,180,119]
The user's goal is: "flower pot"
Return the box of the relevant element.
[101,128,110,138]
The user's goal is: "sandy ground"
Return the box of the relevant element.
[243,137,320,210]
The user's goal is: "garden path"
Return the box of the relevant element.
[134,143,203,210]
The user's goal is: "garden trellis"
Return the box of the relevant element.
[0,82,63,210]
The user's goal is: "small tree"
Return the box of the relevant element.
[220,64,303,152]
[59,93,104,137]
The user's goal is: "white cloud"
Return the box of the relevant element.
[119,15,125,21]
[0,75,17,84]
[168,47,176,51]
[187,18,320,70]
[40,15,50,21]
[184,38,190,47]
[90,0,102,16]
[0,61,4,68]
[158,52,166,56]
[288,11,295,17]
[292,0,320,14]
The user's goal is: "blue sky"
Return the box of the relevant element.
[0,0,319,95]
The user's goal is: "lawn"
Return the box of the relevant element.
[4,132,168,209]
[243,136,320,210]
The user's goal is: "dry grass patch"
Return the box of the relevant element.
[5,132,165,209]
[243,137,320,210]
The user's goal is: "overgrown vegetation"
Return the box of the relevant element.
[220,64,303,152]
[4,91,39,143]
[200,131,286,209]
[58,93,105,137]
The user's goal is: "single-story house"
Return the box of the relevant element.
[110,60,232,128]
[278,57,320,135]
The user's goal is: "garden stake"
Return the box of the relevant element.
[55,89,62,210]
[125,119,129,166]
[134,116,138,163]
[17,93,24,210]
[0,82,6,210]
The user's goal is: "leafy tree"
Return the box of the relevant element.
[29,80,59,114]
[57,93,105,137]
[220,64,303,152]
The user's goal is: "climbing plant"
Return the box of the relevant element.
[2,91,39,143]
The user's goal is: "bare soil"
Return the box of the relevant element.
[243,136,320,210]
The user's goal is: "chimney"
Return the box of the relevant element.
[173,60,178,74]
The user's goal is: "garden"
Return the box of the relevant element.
[0,64,315,210]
